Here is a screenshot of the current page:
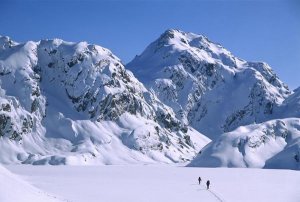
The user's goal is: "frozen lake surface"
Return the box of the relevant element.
[4,164,300,202]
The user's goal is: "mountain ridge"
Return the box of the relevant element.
[0,30,299,169]
[127,29,291,139]
[0,34,209,165]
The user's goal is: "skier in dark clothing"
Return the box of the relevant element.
[198,177,202,185]
[206,180,210,189]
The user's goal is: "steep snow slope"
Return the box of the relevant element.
[127,29,290,139]
[0,35,210,165]
[188,118,300,170]
[0,165,64,202]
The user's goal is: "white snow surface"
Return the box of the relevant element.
[0,165,65,202]
[273,87,300,119]
[5,164,300,202]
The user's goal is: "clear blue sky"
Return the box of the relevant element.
[1,0,299,89]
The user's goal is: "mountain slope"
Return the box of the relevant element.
[188,87,300,169]
[0,35,210,165]
[127,29,290,140]
[273,87,300,119]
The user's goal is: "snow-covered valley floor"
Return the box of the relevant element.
[5,165,300,202]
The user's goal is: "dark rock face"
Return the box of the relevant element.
[0,112,33,140]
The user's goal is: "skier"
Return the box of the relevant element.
[206,180,210,189]
[198,177,202,185]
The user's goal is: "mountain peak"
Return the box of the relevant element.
[158,29,208,48]
[128,29,290,139]
[127,29,241,84]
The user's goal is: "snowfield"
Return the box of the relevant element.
[5,164,300,202]
[0,165,65,202]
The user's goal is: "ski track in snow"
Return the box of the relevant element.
[208,189,225,202]
[195,184,225,202]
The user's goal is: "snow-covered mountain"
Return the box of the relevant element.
[127,29,300,169]
[189,87,300,169]
[188,118,300,170]
[0,35,210,165]
[127,29,291,140]
[1,30,299,170]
